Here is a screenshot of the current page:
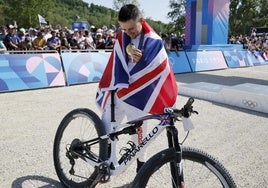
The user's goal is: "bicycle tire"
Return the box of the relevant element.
[53,108,108,188]
[132,146,236,188]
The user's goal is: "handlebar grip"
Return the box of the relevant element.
[182,98,194,118]
[184,98,194,109]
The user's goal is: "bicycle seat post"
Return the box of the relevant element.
[110,90,116,123]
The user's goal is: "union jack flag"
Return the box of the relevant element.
[159,115,171,126]
[96,20,178,114]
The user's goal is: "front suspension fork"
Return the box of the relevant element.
[166,126,184,188]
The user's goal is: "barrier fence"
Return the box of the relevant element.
[0,49,267,92]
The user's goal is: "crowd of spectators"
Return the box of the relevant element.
[161,32,185,54]
[228,28,268,59]
[0,23,117,54]
[0,22,186,55]
[0,22,267,59]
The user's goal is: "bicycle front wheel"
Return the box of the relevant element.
[53,108,108,188]
[132,146,236,188]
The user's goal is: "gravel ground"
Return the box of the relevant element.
[0,66,267,188]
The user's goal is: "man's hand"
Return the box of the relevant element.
[126,44,142,63]
[132,48,142,63]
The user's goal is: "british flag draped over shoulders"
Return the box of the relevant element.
[96,20,178,114]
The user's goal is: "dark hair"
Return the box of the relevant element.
[118,4,141,22]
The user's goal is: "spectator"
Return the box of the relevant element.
[59,31,70,50]
[80,26,86,36]
[262,47,268,60]
[161,33,171,53]
[67,31,78,50]
[25,28,37,50]
[84,30,95,50]
[264,35,268,49]
[105,30,115,49]
[17,28,29,50]
[178,34,185,50]
[43,26,52,41]
[76,30,86,49]
[90,26,97,44]
[0,40,7,53]
[32,32,47,50]
[47,30,61,51]
[170,33,180,51]
[0,25,8,41]
[95,32,105,49]
[4,25,19,51]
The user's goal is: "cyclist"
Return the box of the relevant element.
[96,4,178,172]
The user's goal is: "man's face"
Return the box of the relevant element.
[119,18,142,39]
[10,28,15,35]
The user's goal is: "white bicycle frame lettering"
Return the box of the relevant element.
[85,114,177,176]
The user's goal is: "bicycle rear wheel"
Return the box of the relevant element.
[132,146,236,188]
[53,108,108,188]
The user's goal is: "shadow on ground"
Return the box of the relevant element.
[12,175,62,188]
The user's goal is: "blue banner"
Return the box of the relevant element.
[247,51,268,65]
[61,51,110,85]
[186,50,227,71]
[0,53,65,92]
[168,51,192,73]
[223,50,254,68]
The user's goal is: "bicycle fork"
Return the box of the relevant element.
[166,126,185,188]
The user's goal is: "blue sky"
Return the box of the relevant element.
[83,0,171,23]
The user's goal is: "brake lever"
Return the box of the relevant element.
[193,110,199,115]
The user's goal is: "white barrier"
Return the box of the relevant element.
[179,82,268,114]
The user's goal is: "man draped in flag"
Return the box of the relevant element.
[96,4,178,172]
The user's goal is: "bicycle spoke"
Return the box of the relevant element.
[53,109,108,187]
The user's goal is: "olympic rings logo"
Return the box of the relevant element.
[242,99,258,108]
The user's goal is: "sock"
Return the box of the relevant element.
[136,159,145,173]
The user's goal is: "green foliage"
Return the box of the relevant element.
[112,0,140,10]
[167,0,186,35]
[229,0,261,35]
[0,0,171,34]
[1,0,53,28]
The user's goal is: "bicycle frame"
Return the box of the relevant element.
[78,90,185,187]
[84,113,180,176]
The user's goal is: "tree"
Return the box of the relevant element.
[229,0,259,35]
[112,0,140,10]
[2,0,52,28]
[229,0,268,35]
[167,0,186,34]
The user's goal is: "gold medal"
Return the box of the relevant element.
[126,43,136,56]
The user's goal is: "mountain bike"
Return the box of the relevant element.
[53,92,236,188]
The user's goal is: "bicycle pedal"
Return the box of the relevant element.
[98,162,111,183]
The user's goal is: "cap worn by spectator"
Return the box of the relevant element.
[8,24,14,29]
[19,28,26,35]
[30,28,37,33]
[68,30,74,35]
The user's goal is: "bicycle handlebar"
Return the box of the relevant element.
[164,97,198,118]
